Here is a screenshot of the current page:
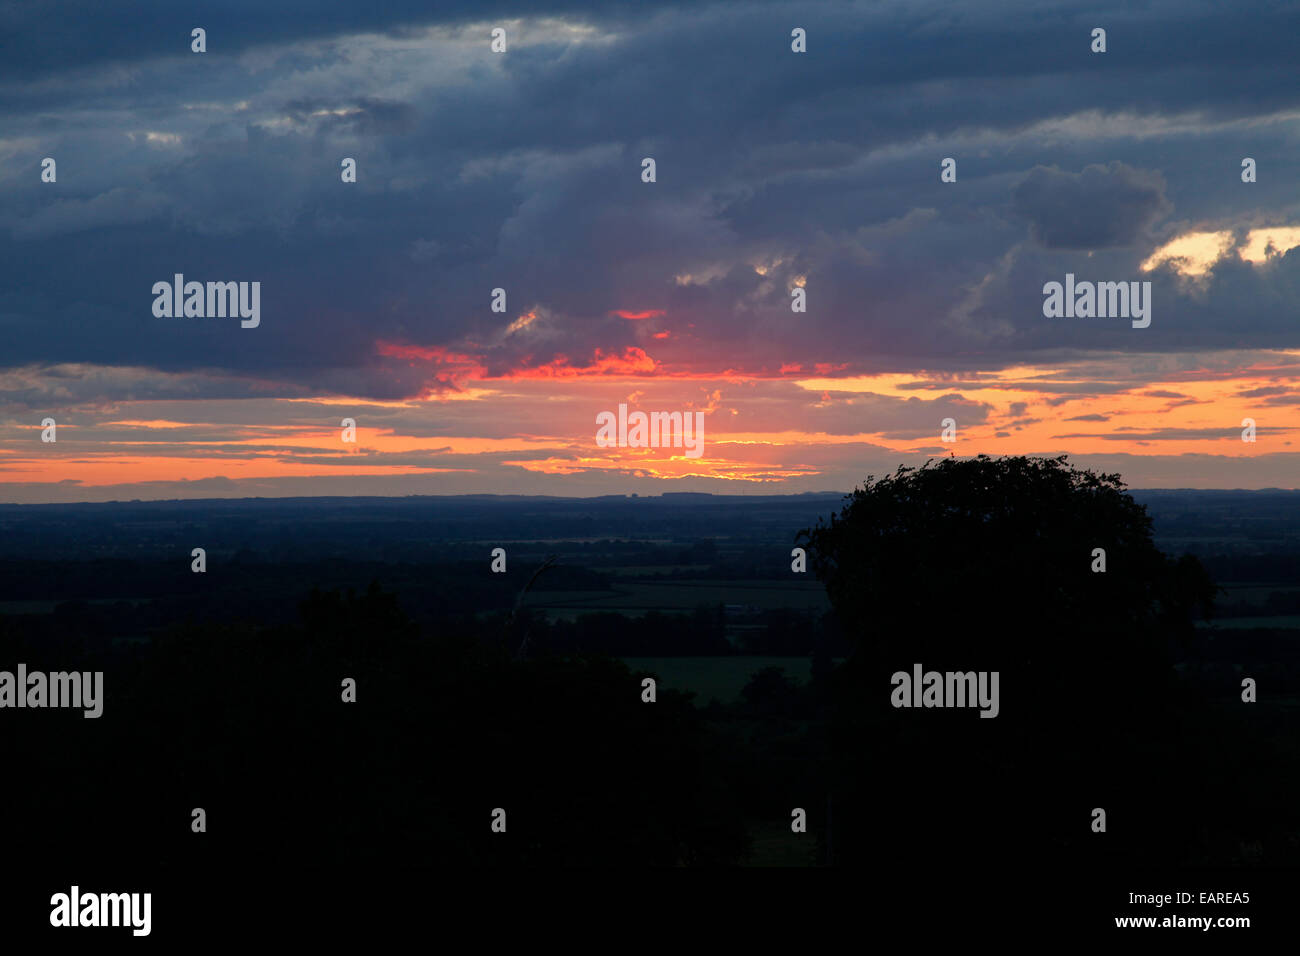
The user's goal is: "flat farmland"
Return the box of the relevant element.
[1198,616,1300,630]
[524,578,830,620]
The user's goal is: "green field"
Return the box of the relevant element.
[746,820,821,866]
[1198,616,1300,630]
[527,578,830,621]
[0,600,61,614]
[0,598,152,614]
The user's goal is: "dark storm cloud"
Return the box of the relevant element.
[1012,163,1171,249]
[1,0,1299,404]
[0,1,678,83]
[283,97,419,136]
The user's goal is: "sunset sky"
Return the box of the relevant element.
[3,0,1300,502]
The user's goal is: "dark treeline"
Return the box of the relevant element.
[0,583,818,867]
[529,606,846,656]
[1,459,1299,871]
[799,457,1299,870]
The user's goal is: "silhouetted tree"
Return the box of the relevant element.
[799,455,1215,706]
[797,455,1224,869]
[740,666,803,719]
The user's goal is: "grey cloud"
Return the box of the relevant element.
[1013,162,1171,250]
[1,1,1299,403]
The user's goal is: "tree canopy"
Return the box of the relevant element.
[798,455,1215,705]
[798,456,1225,868]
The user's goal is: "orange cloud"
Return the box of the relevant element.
[376,340,661,381]
[18,354,1300,499]
[504,347,659,379]
[375,342,482,368]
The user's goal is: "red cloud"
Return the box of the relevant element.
[375,341,486,374]
[376,340,661,381]
[611,309,665,320]
[507,347,659,378]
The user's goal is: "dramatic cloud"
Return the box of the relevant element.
[3,1,1300,499]
[1013,163,1171,250]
